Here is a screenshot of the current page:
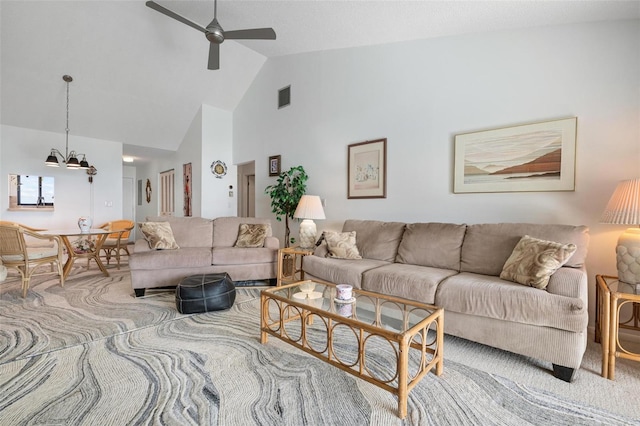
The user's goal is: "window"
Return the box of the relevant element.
[17,175,54,206]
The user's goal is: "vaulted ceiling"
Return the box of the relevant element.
[2,1,638,157]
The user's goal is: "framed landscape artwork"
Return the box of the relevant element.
[348,138,387,199]
[453,117,577,193]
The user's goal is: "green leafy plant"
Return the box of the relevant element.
[265,165,308,247]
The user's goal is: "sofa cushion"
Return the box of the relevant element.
[234,224,270,248]
[146,216,213,248]
[129,247,212,269]
[139,222,179,250]
[212,247,276,265]
[324,231,362,259]
[303,255,389,289]
[362,263,458,305]
[435,272,588,333]
[460,223,589,276]
[395,222,466,270]
[342,220,406,262]
[214,217,272,247]
[500,235,577,289]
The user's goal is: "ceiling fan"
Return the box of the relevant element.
[146,0,276,70]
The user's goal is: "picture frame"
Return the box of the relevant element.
[269,155,281,176]
[348,138,387,199]
[453,117,577,193]
[183,163,192,217]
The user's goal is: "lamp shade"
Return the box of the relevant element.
[293,195,326,220]
[45,151,60,167]
[600,178,640,225]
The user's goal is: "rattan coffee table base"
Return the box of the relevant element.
[261,281,444,419]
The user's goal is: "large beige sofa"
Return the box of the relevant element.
[303,220,590,382]
[130,216,279,297]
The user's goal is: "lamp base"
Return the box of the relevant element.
[616,228,640,285]
[298,219,317,249]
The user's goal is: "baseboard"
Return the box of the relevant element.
[587,325,640,344]
[234,279,276,287]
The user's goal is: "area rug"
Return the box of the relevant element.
[0,268,638,425]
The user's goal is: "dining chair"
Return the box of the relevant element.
[98,220,135,269]
[0,223,65,297]
[0,221,52,247]
[0,220,56,271]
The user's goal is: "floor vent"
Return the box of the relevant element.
[278,85,291,109]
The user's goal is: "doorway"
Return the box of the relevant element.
[123,176,135,239]
[237,162,255,217]
[160,169,175,216]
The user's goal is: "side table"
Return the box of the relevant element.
[595,274,640,380]
[276,246,314,286]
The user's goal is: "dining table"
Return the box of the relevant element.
[41,229,112,280]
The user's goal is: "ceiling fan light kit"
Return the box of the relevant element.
[146,0,276,71]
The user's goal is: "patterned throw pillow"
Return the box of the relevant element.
[324,231,362,260]
[139,222,180,250]
[500,235,577,289]
[234,224,270,248]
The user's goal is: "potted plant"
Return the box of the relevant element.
[265,165,308,248]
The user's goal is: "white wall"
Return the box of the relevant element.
[233,20,640,327]
[201,105,237,218]
[133,105,237,221]
[176,107,203,217]
[0,124,123,228]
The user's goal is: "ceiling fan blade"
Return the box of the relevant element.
[224,28,276,40]
[146,1,206,34]
[208,43,220,70]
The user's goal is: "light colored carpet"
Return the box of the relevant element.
[0,266,638,425]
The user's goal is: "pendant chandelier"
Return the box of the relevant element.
[45,75,90,169]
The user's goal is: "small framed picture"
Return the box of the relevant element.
[348,138,387,199]
[269,155,281,176]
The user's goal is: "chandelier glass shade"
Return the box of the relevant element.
[45,75,90,169]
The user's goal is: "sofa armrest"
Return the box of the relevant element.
[264,236,280,250]
[546,266,587,302]
[133,239,151,253]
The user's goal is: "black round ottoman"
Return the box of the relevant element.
[176,273,236,314]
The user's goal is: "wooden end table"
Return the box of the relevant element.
[595,274,640,380]
[276,246,314,286]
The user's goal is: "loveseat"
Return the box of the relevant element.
[129,216,279,297]
[303,220,590,382]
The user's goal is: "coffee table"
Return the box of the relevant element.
[260,280,444,419]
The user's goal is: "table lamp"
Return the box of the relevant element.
[293,195,325,249]
[600,178,640,286]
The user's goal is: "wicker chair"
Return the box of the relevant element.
[0,223,65,297]
[98,220,135,269]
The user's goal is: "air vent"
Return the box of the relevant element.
[278,85,291,109]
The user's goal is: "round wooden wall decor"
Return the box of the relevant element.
[211,160,227,179]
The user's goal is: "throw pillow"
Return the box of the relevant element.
[234,224,270,248]
[139,222,180,250]
[500,235,577,289]
[324,231,362,260]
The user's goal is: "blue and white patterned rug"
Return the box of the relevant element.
[0,267,638,425]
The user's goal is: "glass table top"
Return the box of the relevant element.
[602,276,640,296]
[264,280,437,333]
